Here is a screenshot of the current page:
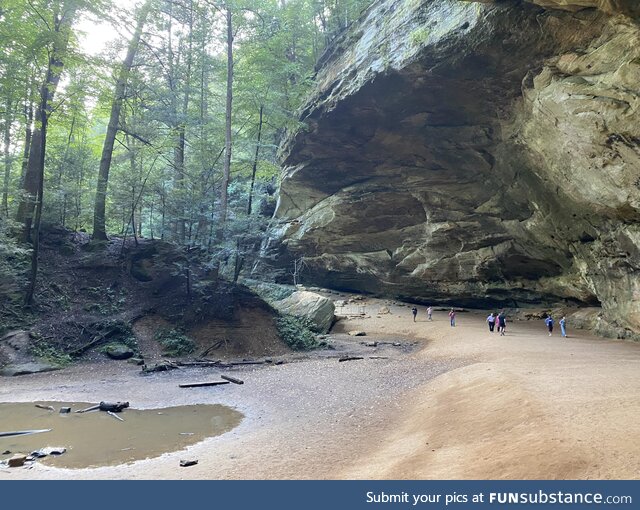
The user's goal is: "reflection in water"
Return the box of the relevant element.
[0,402,242,469]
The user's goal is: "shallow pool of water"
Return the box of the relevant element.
[0,402,242,469]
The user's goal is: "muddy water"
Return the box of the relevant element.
[0,402,242,469]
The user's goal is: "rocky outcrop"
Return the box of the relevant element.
[273,0,640,336]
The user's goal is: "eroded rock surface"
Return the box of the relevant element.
[273,0,640,336]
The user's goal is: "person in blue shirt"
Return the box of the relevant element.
[545,315,554,336]
[560,316,567,338]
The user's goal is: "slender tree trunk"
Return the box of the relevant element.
[215,7,234,247]
[19,82,34,188]
[174,0,194,245]
[2,98,12,217]
[247,105,263,216]
[92,0,151,240]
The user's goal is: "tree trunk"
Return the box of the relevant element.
[247,105,263,217]
[16,5,78,245]
[92,0,152,240]
[215,7,234,248]
[2,98,12,217]
[174,0,193,245]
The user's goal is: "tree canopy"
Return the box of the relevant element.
[0,0,372,306]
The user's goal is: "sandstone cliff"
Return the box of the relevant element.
[274,0,640,337]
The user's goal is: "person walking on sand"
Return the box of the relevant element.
[486,312,496,332]
[427,306,433,321]
[449,308,456,327]
[498,311,507,336]
[411,306,418,322]
[560,316,567,338]
[545,315,554,336]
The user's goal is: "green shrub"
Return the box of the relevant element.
[276,315,320,351]
[28,339,72,367]
[155,328,196,357]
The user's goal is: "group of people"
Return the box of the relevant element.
[545,315,567,337]
[410,306,568,338]
[486,311,507,335]
[411,306,433,322]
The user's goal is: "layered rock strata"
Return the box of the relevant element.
[273,0,640,335]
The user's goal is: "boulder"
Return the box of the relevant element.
[103,343,135,360]
[274,291,335,333]
[8,454,27,467]
[0,362,58,377]
[348,331,367,337]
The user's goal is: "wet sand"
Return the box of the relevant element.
[1,300,639,479]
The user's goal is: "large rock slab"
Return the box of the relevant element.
[271,0,640,335]
[274,291,336,333]
[0,362,58,377]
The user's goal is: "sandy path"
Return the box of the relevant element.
[1,301,639,479]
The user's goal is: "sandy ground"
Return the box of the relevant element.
[1,298,639,480]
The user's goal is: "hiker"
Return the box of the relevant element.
[486,312,496,332]
[545,315,554,336]
[498,311,507,336]
[427,306,433,321]
[412,306,418,322]
[449,308,456,327]
[560,316,567,338]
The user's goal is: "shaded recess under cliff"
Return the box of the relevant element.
[269,0,640,336]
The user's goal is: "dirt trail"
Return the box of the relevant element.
[1,301,639,479]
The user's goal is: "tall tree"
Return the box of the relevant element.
[216,5,234,245]
[93,0,153,240]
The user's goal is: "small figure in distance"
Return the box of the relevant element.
[486,312,495,332]
[545,315,554,336]
[412,306,418,322]
[427,306,433,321]
[560,316,567,338]
[498,310,507,336]
[449,308,456,327]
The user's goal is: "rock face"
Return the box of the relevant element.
[274,0,640,336]
[274,291,336,332]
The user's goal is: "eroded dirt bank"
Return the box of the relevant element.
[1,299,639,479]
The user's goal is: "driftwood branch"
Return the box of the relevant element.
[0,429,51,438]
[179,381,230,388]
[107,411,125,422]
[221,375,244,385]
[76,404,100,414]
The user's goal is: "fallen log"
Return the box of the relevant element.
[99,401,129,413]
[179,381,230,388]
[338,356,364,362]
[230,361,264,366]
[177,361,222,368]
[221,375,244,385]
[35,404,55,411]
[0,429,51,438]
